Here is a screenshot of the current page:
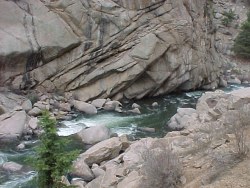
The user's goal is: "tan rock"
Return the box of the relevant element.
[75,137,123,166]
[72,161,95,181]
[77,125,111,145]
[2,162,23,172]
[91,99,107,108]
[117,171,142,188]
[28,117,39,130]
[73,100,97,115]
[0,111,27,140]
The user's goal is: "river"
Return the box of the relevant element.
[0,84,248,187]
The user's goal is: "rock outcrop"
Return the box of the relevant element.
[0,0,222,101]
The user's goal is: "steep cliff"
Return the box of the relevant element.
[0,0,223,101]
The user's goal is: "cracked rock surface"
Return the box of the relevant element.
[0,0,223,101]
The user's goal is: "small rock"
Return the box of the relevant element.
[132,103,141,109]
[28,117,38,130]
[71,179,87,188]
[2,162,23,172]
[128,108,141,114]
[227,77,241,84]
[59,103,71,112]
[152,102,158,107]
[21,100,32,112]
[34,101,47,110]
[137,127,155,132]
[40,95,49,101]
[214,12,223,19]
[115,106,123,113]
[16,143,25,150]
[28,107,42,116]
[61,176,70,186]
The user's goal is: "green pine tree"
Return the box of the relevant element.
[233,12,250,58]
[33,110,79,188]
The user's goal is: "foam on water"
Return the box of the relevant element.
[58,113,151,136]
[0,171,36,188]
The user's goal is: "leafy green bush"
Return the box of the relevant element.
[221,9,236,26]
[233,12,250,58]
[33,111,79,188]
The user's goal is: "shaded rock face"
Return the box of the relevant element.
[0,0,222,101]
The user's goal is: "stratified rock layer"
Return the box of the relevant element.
[0,0,222,101]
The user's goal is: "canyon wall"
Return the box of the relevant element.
[0,0,223,101]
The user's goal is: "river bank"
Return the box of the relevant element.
[0,84,249,187]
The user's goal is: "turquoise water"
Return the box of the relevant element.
[1,84,249,187]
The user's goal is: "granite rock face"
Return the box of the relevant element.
[0,0,222,101]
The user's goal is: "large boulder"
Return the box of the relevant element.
[74,137,123,166]
[91,99,107,108]
[77,125,112,145]
[103,101,122,111]
[0,92,28,113]
[167,108,197,130]
[72,161,95,181]
[73,100,97,115]
[0,110,27,141]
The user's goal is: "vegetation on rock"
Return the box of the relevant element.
[233,12,250,58]
[221,9,236,26]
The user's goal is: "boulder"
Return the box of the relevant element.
[85,175,103,188]
[117,171,142,188]
[103,101,122,111]
[59,102,71,112]
[168,108,197,130]
[0,111,27,140]
[77,125,111,145]
[28,107,42,116]
[2,161,23,172]
[128,108,141,114]
[73,100,97,115]
[71,179,87,188]
[0,92,28,113]
[132,103,141,109]
[28,117,39,130]
[92,165,105,178]
[123,138,156,166]
[72,161,95,181]
[91,99,107,108]
[21,99,33,112]
[75,137,123,166]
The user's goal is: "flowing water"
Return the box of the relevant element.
[0,84,249,187]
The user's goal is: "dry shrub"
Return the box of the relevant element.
[140,142,182,188]
[226,104,250,157]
